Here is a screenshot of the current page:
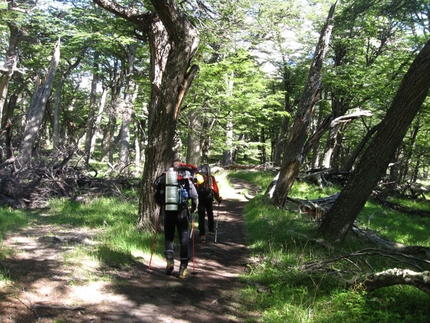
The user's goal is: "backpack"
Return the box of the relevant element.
[153,164,196,210]
[196,164,213,197]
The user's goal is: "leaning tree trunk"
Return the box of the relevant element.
[16,39,60,167]
[272,3,336,208]
[318,38,430,242]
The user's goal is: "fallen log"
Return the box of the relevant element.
[351,268,430,296]
[277,193,339,220]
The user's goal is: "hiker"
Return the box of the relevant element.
[195,164,221,243]
[153,160,198,278]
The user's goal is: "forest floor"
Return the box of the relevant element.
[0,178,261,323]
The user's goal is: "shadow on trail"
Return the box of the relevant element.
[105,183,254,322]
[0,178,257,323]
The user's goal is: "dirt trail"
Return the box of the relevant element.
[0,178,259,323]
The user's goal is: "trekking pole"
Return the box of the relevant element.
[189,212,194,240]
[191,212,196,274]
[214,202,220,243]
[148,211,162,271]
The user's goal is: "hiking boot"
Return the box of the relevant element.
[178,263,188,279]
[200,235,206,244]
[165,253,174,275]
[166,261,174,275]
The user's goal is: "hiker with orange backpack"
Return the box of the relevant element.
[153,160,198,278]
[195,164,221,243]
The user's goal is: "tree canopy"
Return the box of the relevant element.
[0,0,429,237]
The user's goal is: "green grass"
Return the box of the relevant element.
[356,199,430,246]
[0,192,158,276]
[0,268,11,286]
[0,207,29,261]
[0,207,29,235]
[228,170,430,323]
[1,172,430,323]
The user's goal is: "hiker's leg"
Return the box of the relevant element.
[206,195,215,232]
[197,200,206,237]
[164,211,176,274]
[177,216,189,278]
[177,215,189,261]
[164,212,175,250]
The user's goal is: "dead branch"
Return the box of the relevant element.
[33,303,85,310]
[0,148,140,209]
[352,226,430,259]
[351,268,430,296]
[295,245,430,296]
[301,248,430,273]
[277,193,339,220]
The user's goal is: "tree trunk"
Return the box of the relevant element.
[186,111,201,165]
[318,38,430,242]
[0,22,22,163]
[84,52,100,164]
[1,93,18,161]
[16,39,60,167]
[94,0,200,227]
[93,87,107,158]
[52,77,63,160]
[200,118,215,164]
[223,116,233,166]
[272,3,336,207]
[118,100,131,170]
[273,65,294,167]
[133,115,143,176]
[0,22,22,126]
[101,90,119,164]
[259,127,267,164]
[399,121,420,184]
[341,123,380,172]
[118,43,138,171]
[53,59,81,159]
[322,124,341,168]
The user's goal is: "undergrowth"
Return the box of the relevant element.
[228,170,430,323]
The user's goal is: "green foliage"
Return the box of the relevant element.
[183,47,272,159]
[229,171,430,323]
